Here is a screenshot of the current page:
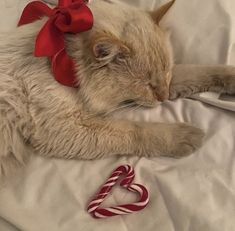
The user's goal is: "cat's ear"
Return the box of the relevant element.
[92,35,130,62]
[150,0,175,24]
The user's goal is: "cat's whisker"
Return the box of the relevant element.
[102,101,148,118]
[101,103,138,117]
[81,102,138,121]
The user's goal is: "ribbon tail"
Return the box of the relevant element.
[51,50,79,87]
[18,1,52,26]
[35,18,65,57]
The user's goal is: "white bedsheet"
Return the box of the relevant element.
[0,1,235,231]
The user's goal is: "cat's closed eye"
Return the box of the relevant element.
[119,99,138,107]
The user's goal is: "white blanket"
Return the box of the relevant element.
[0,1,235,231]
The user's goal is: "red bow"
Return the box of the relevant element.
[18,0,93,87]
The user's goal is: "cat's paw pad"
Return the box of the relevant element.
[167,124,205,158]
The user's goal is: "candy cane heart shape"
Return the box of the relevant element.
[87,165,150,218]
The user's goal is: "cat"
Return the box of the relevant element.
[0,0,234,178]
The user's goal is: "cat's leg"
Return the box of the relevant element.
[170,64,235,99]
[0,74,32,179]
[31,112,204,159]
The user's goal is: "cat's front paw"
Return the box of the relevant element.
[169,84,195,100]
[225,75,235,95]
[165,124,205,158]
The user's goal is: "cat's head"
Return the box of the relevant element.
[70,0,175,114]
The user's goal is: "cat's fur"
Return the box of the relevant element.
[0,0,234,178]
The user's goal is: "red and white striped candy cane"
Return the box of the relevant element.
[87,165,149,218]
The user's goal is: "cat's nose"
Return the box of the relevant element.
[150,84,169,102]
[155,91,169,102]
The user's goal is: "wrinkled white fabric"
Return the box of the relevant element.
[0,1,235,231]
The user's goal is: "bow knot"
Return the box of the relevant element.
[18,0,93,87]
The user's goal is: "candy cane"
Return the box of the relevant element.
[87,165,149,218]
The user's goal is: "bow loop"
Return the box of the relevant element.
[18,0,93,87]
[18,1,53,26]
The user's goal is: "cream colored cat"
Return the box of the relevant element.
[0,0,234,178]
